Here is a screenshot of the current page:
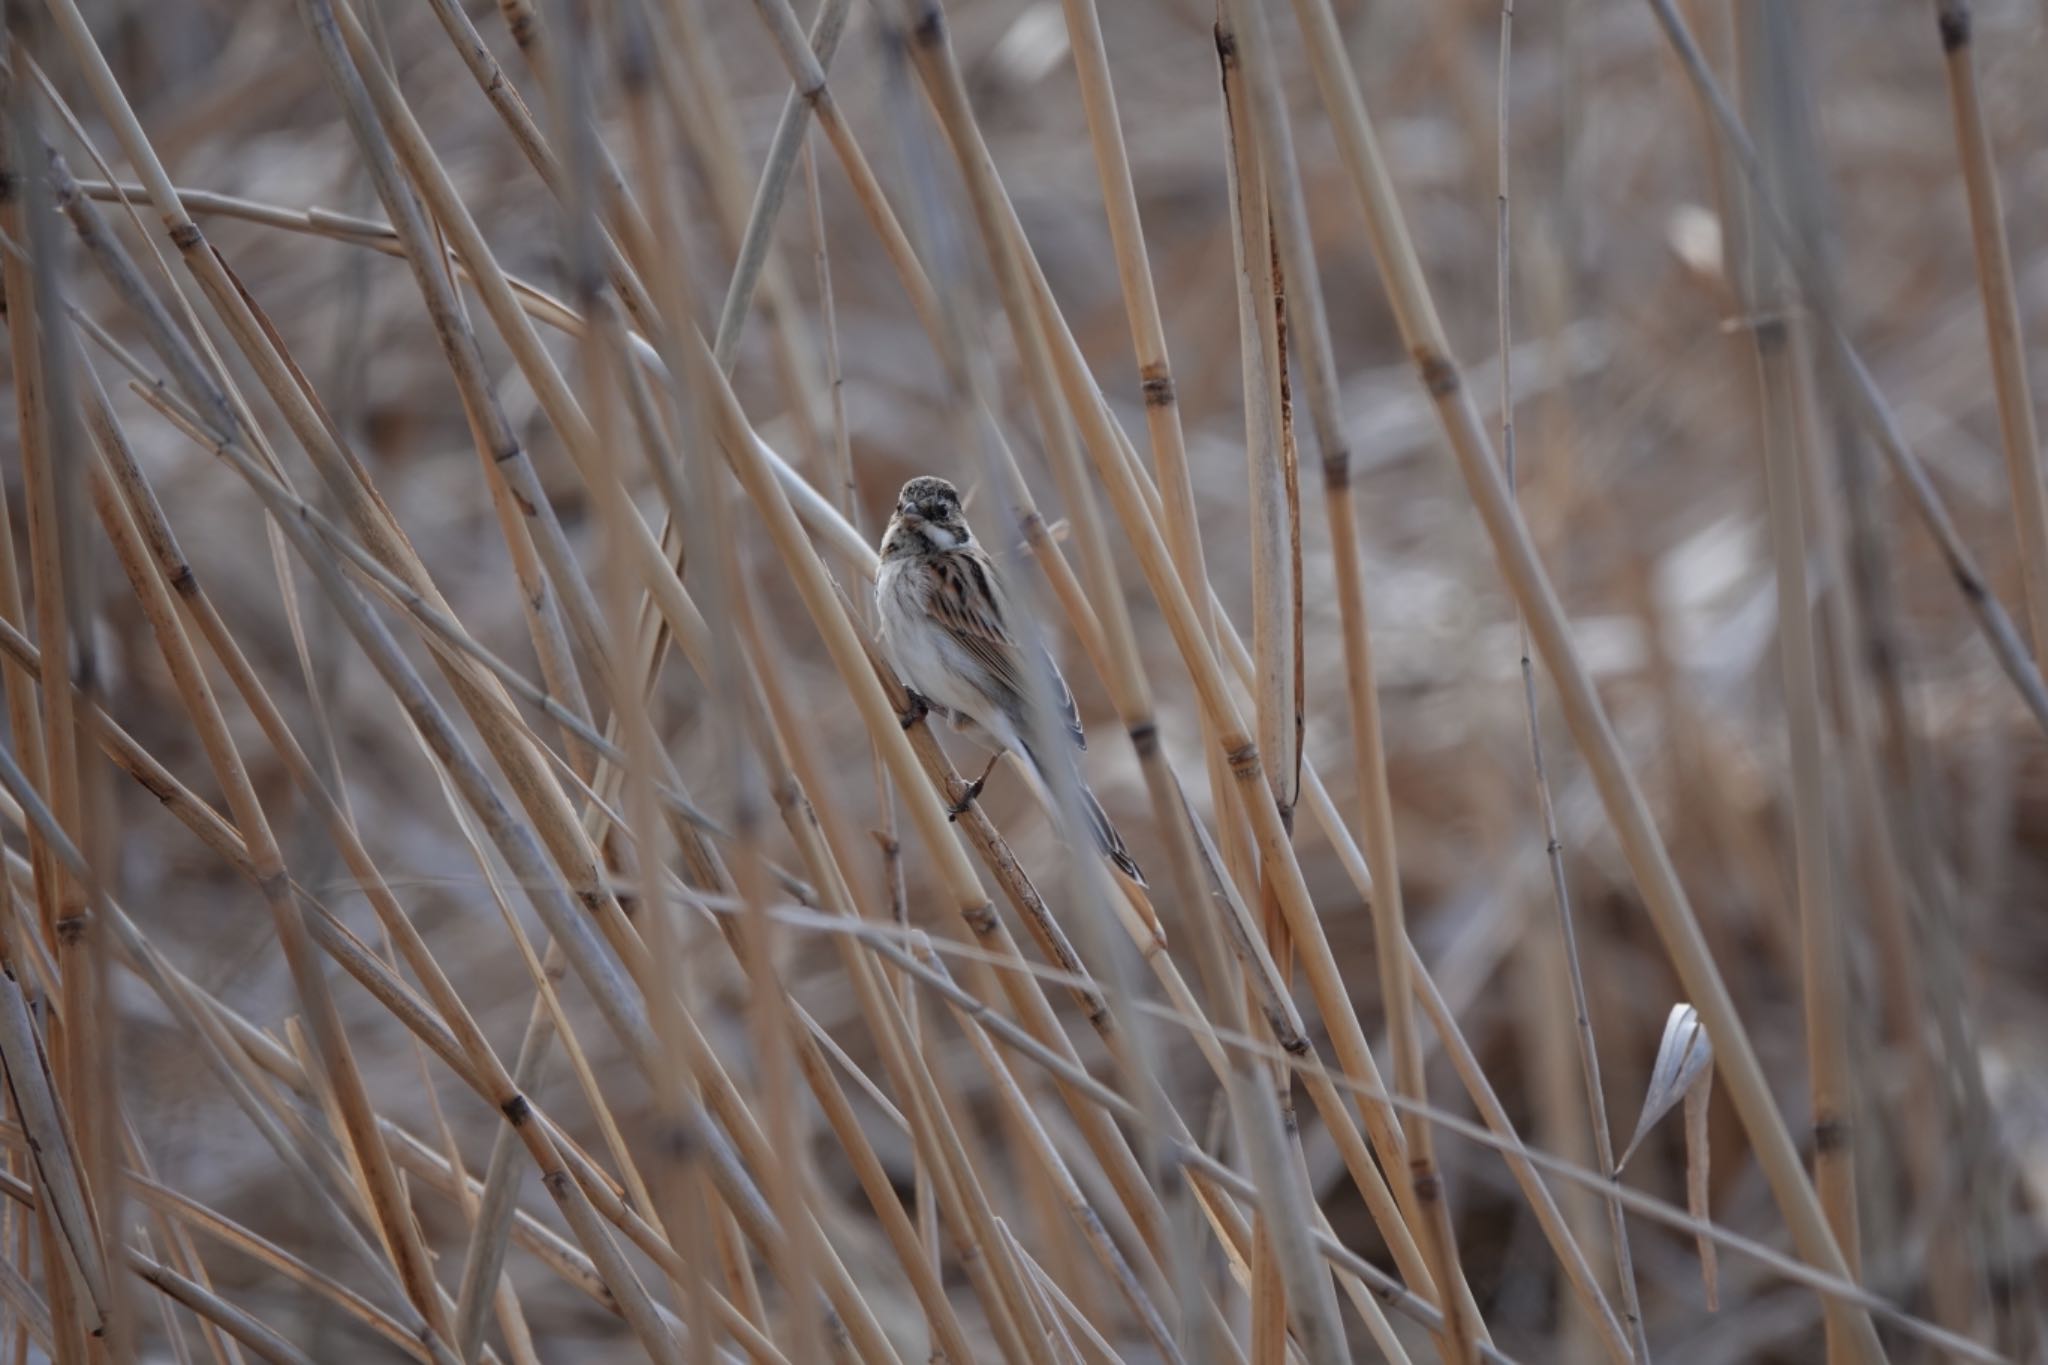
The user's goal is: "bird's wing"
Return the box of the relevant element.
[923,549,1087,751]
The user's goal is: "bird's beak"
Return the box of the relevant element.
[898,508,925,527]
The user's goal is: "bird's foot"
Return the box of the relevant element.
[947,754,1003,820]
[898,689,931,730]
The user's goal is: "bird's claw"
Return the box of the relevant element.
[945,774,987,821]
[947,753,1002,820]
[899,689,931,730]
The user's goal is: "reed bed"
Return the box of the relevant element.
[0,0,2041,1361]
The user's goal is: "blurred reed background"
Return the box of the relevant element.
[0,0,2041,1361]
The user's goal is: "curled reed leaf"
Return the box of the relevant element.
[1620,1002,1719,1305]
[1617,1002,1713,1173]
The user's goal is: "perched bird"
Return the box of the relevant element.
[875,475,1142,883]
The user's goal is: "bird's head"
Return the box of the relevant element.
[886,476,971,553]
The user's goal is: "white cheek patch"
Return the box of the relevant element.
[924,524,961,550]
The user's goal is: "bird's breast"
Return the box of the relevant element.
[875,557,995,729]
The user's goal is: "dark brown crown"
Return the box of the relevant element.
[897,476,961,515]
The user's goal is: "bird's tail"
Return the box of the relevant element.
[1077,779,1145,885]
[1020,744,1144,884]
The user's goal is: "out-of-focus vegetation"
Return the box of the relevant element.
[0,0,2042,1361]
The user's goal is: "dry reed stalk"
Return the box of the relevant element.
[310,0,630,713]
[289,14,771,1214]
[913,938,1181,1361]
[971,921,1996,1363]
[1932,0,2048,672]
[50,28,673,1200]
[0,175,61,1026]
[1054,0,1215,641]
[19,822,737,1358]
[108,398,732,1365]
[1644,0,2048,740]
[419,0,671,363]
[0,948,101,1336]
[783,992,980,1363]
[140,767,686,1359]
[717,0,853,373]
[794,601,1187,1365]
[443,0,1127,775]
[1277,708,1633,1361]
[1732,0,1862,1320]
[1040,32,1270,1278]
[805,134,857,533]
[1407,967,1632,1363]
[15,877,447,1360]
[1214,10,1299,831]
[99,363,697,1349]
[1789,280,1966,1335]
[824,647,1189,1342]
[1817,266,1999,1342]
[0,44,117,1364]
[873,28,1260,1350]
[745,195,1184,1343]
[647,0,826,473]
[1282,0,1886,1356]
[996,126,1454,1313]
[117,1122,240,1365]
[881,4,1168,977]
[120,1248,315,1365]
[654,70,921,1334]
[0,640,89,1358]
[0,0,2031,1356]
[1816,560,1984,1351]
[1220,3,1482,1358]
[0,394,64,1365]
[0,1203,49,1361]
[712,139,1482,1326]
[364,7,617,707]
[78,351,460,1352]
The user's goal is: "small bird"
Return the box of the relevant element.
[875,475,1142,883]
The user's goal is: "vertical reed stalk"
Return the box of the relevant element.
[1933,0,2048,672]
[1732,4,1862,1331]
[1495,4,1648,1358]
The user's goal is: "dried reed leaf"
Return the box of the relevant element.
[1618,1003,1714,1172]
[0,949,109,1330]
[1684,1066,1719,1310]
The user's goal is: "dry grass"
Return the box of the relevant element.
[0,0,2042,1361]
